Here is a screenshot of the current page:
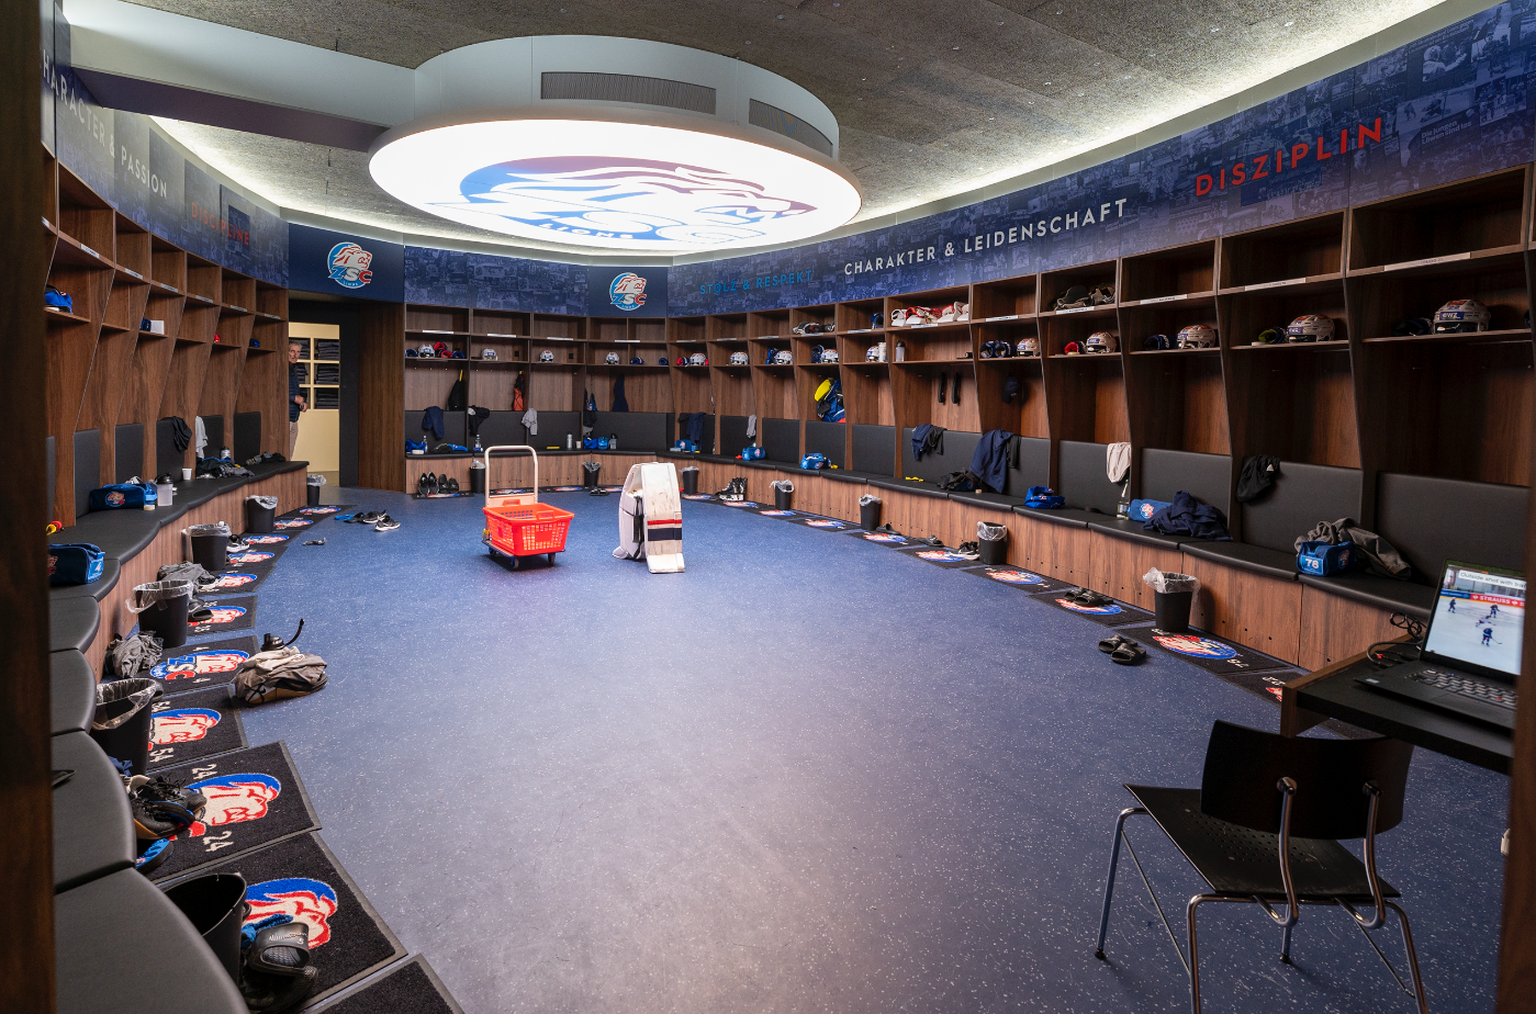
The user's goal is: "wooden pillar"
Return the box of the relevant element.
[0,0,55,1010]
[1497,406,1536,1009]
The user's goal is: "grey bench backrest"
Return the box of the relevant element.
[115,423,144,483]
[803,421,846,468]
[233,412,262,464]
[1058,440,1122,514]
[1241,461,1362,554]
[901,428,982,483]
[592,411,670,451]
[73,429,101,517]
[851,424,895,476]
[1142,449,1232,516]
[1003,437,1050,496]
[761,418,800,463]
[721,416,751,457]
[1377,472,1527,580]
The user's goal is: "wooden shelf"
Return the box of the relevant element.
[1130,346,1221,356]
[1363,328,1534,346]
[1230,339,1350,351]
[45,308,92,327]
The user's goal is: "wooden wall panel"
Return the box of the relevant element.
[4,2,54,1004]
[359,303,406,491]
[159,342,213,469]
[1090,537,1184,608]
[1295,585,1402,673]
[1179,556,1303,662]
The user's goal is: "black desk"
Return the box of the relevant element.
[1282,654,1512,774]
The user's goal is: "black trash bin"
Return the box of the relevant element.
[189,524,230,571]
[680,467,699,495]
[245,496,277,534]
[859,495,882,531]
[977,522,1009,565]
[1154,591,1194,633]
[583,461,601,488]
[164,874,248,983]
[133,580,192,649]
[773,480,793,510]
[469,462,486,494]
[90,678,161,778]
[306,484,321,507]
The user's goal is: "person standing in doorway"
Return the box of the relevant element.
[289,340,307,456]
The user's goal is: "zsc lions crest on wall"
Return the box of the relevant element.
[440,157,814,246]
[610,272,648,311]
[327,242,374,289]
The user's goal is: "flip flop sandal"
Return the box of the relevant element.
[1098,634,1131,653]
[333,513,357,522]
[919,536,943,547]
[188,607,214,622]
[1110,641,1148,666]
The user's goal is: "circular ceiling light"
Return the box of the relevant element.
[369,114,862,254]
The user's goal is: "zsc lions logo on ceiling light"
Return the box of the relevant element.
[610,273,647,312]
[440,157,815,247]
[327,242,374,289]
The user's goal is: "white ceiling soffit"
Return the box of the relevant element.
[62,1,841,161]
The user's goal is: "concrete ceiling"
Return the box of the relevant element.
[126,0,1461,256]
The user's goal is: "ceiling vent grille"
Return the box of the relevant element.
[541,72,717,115]
[749,99,833,156]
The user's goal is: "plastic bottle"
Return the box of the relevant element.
[895,340,906,362]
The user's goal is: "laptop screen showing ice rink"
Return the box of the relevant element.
[1424,561,1526,679]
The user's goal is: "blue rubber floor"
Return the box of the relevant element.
[244,490,1507,1014]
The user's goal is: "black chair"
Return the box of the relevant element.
[1094,720,1425,1013]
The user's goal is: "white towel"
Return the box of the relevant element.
[194,415,207,458]
[521,409,538,435]
[1106,441,1131,483]
[746,414,758,438]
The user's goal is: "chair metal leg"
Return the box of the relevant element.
[1280,920,1294,964]
[1386,902,1430,1014]
[1188,894,1212,1014]
[1095,806,1147,959]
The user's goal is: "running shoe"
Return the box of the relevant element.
[130,774,208,817]
[353,511,382,525]
[374,514,400,532]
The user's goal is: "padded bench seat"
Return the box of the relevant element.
[947,490,1026,510]
[816,469,867,484]
[1300,572,1437,617]
[868,476,950,500]
[1182,541,1299,581]
[52,650,96,736]
[1012,505,1094,528]
[53,731,135,892]
[51,597,100,654]
[1087,516,1197,550]
[57,868,247,1014]
[64,510,163,561]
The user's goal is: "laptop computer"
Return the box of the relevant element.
[1354,560,1524,730]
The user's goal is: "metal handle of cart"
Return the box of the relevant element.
[482,445,538,508]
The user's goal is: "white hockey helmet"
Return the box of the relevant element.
[820,347,839,363]
[417,344,435,358]
[1177,324,1218,349]
[1017,337,1040,357]
[866,342,886,363]
[481,347,497,360]
[1433,299,1492,333]
[729,350,749,366]
[689,351,708,367]
[539,350,555,362]
[605,351,621,365]
[1285,314,1335,342]
[1084,331,1118,354]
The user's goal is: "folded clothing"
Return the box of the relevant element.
[1296,517,1410,579]
[1144,490,1230,540]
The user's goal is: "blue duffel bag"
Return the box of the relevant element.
[1297,540,1358,576]
[49,543,105,585]
[88,482,156,511]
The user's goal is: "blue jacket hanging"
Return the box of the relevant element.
[912,423,945,461]
[612,374,629,412]
[968,430,1018,494]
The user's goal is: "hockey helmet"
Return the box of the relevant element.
[1017,337,1040,357]
[1064,341,1083,355]
[729,350,749,366]
[1285,314,1335,342]
[417,344,435,358]
[539,350,555,362]
[689,352,708,367]
[481,348,497,360]
[866,342,887,363]
[452,350,465,359]
[1252,327,1285,346]
[771,349,793,365]
[406,347,418,358]
[605,351,621,365]
[658,356,669,365]
[820,347,839,363]
[432,341,450,357]
[1085,332,1118,354]
[869,312,883,329]
[1390,317,1433,337]
[675,356,687,366]
[1176,324,1218,349]
[629,357,644,365]
[1433,299,1491,333]
[1142,334,1170,351]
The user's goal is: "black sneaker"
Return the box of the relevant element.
[417,473,433,497]
[130,774,208,818]
[374,514,400,532]
[354,510,382,524]
[956,541,980,559]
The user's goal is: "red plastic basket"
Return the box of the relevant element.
[483,503,574,556]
